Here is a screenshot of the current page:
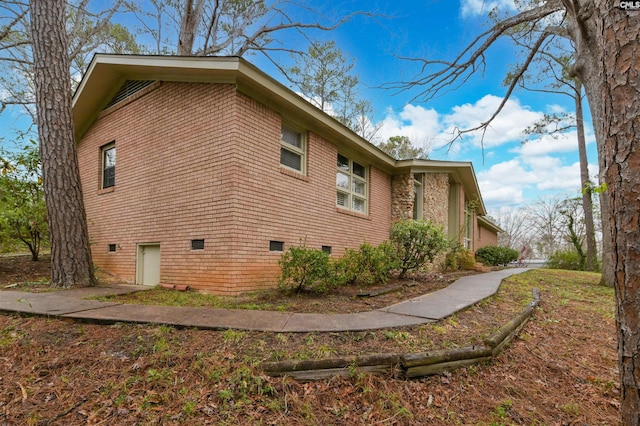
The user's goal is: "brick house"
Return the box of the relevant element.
[73,54,501,294]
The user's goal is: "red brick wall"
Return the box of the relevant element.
[77,82,392,294]
[476,223,499,250]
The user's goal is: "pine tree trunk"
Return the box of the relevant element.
[574,82,598,271]
[572,2,640,422]
[31,0,96,288]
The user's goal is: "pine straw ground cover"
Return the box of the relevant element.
[0,257,620,424]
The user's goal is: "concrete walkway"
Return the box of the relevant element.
[0,268,528,332]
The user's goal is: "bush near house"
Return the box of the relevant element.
[277,245,334,294]
[279,220,449,293]
[334,241,399,286]
[444,245,477,271]
[389,220,449,278]
[475,246,519,266]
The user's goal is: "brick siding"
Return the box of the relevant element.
[78,82,392,294]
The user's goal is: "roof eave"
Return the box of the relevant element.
[396,159,487,215]
[72,54,396,171]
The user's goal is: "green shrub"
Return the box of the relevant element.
[475,246,519,266]
[390,220,448,278]
[546,249,582,270]
[334,241,399,286]
[444,245,477,271]
[277,245,334,293]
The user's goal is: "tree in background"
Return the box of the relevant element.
[287,42,358,119]
[133,0,365,59]
[558,197,588,270]
[30,0,95,287]
[507,42,598,272]
[377,136,428,160]
[525,197,566,259]
[351,99,382,141]
[495,207,533,251]
[0,140,47,259]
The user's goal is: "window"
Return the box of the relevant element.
[108,244,117,252]
[463,200,473,249]
[280,125,305,173]
[269,241,284,252]
[102,143,116,189]
[191,239,205,250]
[413,174,424,220]
[336,153,367,213]
[321,246,332,254]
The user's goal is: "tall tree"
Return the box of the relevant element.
[31,0,96,287]
[287,41,358,114]
[393,0,639,420]
[377,135,428,160]
[513,52,599,271]
[286,40,376,135]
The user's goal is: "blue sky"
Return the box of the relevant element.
[0,0,598,217]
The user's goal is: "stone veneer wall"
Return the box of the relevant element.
[389,172,455,272]
[391,173,414,221]
[422,173,450,233]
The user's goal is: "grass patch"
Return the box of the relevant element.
[94,287,292,311]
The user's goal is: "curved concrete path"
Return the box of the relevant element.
[0,268,528,332]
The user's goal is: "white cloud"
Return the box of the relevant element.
[372,95,595,211]
[512,133,579,157]
[477,159,537,206]
[535,163,582,190]
[375,95,542,156]
[479,183,526,206]
[477,156,599,210]
[438,95,542,149]
[375,104,440,149]
[460,0,517,17]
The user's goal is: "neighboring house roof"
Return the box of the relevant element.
[72,54,490,216]
[477,215,504,233]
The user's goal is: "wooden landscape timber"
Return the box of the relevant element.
[260,288,541,382]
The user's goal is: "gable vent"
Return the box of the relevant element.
[103,80,156,110]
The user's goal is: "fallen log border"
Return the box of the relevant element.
[260,288,540,381]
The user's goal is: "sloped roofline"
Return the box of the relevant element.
[72,54,395,171]
[73,54,489,216]
[477,215,503,233]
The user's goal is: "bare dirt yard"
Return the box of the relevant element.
[0,254,620,425]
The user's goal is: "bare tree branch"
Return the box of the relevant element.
[385,1,564,103]
[0,7,27,45]
[446,31,552,149]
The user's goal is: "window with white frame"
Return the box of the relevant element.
[336,153,367,214]
[102,142,116,189]
[463,200,473,249]
[280,125,305,173]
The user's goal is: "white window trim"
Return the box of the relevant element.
[280,124,306,174]
[101,142,116,189]
[463,201,473,249]
[336,153,368,214]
